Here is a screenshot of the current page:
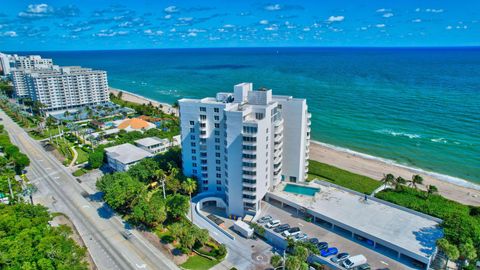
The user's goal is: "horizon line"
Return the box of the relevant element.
[3,45,480,53]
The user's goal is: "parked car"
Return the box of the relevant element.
[257,215,272,224]
[357,263,371,270]
[317,242,328,251]
[273,224,290,233]
[294,233,308,242]
[308,238,319,245]
[342,255,367,269]
[321,247,338,257]
[330,252,349,264]
[121,230,133,239]
[282,227,301,237]
[265,219,281,229]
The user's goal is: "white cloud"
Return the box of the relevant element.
[446,25,453,30]
[376,8,389,13]
[264,24,278,31]
[27,4,49,13]
[303,27,311,32]
[360,26,368,31]
[2,31,17,37]
[327,16,344,22]
[412,19,422,23]
[265,4,281,11]
[427,9,444,13]
[187,32,197,37]
[144,29,164,36]
[164,14,172,20]
[383,13,394,18]
[178,17,193,22]
[376,24,386,28]
[164,6,179,13]
[415,8,421,12]
[223,24,235,28]
[259,19,269,25]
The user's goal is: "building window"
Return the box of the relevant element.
[216,173,221,178]
[202,173,208,178]
[200,115,207,120]
[216,187,222,191]
[190,121,195,125]
[192,163,197,167]
[200,152,207,157]
[215,160,220,164]
[215,138,220,143]
[190,128,195,133]
[216,166,221,171]
[215,152,220,158]
[192,156,196,160]
[192,169,197,174]
[214,123,220,128]
[200,107,206,112]
[190,135,195,140]
[214,115,219,121]
[201,159,207,164]
[214,130,220,136]
[214,108,219,113]
[203,187,208,191]
[191,142,196,147]
[202,166,208,171]
[203,180,208,184]
[191,149,196,154]
[215,145,220,150]
[289,176,297,182]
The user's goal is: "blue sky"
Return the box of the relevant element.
[0,0,479,51]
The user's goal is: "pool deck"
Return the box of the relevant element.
[267,181,443,265]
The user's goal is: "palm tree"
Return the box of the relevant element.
[408,174,424,189]
[182,178,197,222]
[154,169,167,199]
[381,173,395,189]
[427,185,438,197]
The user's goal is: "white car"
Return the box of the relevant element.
[294,233,308,242]
[282,227,301,237]
[265,219,281,229]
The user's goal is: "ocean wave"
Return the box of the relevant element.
[375,129,421,139]
[431,137,447,144]
[311,140,480,191]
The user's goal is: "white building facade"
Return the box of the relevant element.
[12,66,109,111]
[179,83,310,217]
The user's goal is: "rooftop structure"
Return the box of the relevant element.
[179,82,310,217]
[104,143,153,172]
[134,136,171,154]
[118,118,156,131]
[266,181,443,268]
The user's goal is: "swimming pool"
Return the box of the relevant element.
[283,184,320,196]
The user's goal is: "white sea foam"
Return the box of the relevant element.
[431,138,447,144]
[311,140,480,191]
[375,129,421,139]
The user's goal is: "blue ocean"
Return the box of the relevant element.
[29,48,480,184]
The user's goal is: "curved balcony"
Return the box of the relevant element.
[274,118,284,127]
[274,133,283,142]
[243,197,257,203]
[242,166,256,172]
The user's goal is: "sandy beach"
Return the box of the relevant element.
[110,87,480,206]
[310,141,480,206]
[109,88,178,116]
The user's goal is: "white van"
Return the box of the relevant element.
[341,255,367,269]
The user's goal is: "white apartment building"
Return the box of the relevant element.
[0,53,53,76]
[179,83,311,217]
[0,53,11,75]
[12,66,110,111]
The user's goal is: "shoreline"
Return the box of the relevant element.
[109,87,178,116]
[109,87,480,206]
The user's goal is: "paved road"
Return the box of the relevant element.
[0,110,178,270]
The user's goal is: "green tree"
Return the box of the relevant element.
[166,194,189,219]
[101,173,143,211]
[131,193,167,227]
[381,173,395,188]
[193,227,210,248]
[180,230,197,250]
[408,174,424,189]
[128,158,159,183]
[459,239,477,262]
[437,238,460,265]
[154,169,167,199]
[88,150,104,169]
[0,203,88,270]
[285,255,301,270]
[293,246,309,262]
[182,177,197,221]
[427,185,439,197]
[270,254,283,268]
[168,222,187,240]
[14,153,30,172]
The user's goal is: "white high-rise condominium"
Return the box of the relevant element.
[179,83,311,217]
[12,66,109,111]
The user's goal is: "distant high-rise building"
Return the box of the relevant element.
[12,66,109,111]
[179,83,311,217]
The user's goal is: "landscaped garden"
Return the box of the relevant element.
[307,160,381,194]
[95,149,226,268]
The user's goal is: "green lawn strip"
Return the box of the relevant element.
[72,168,88,177]
[180,254,219,270]
[75,147,89,164]
[307,160,381,194]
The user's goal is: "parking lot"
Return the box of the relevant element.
[260,201,421,270]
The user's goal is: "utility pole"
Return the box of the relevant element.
[161,178,166,199]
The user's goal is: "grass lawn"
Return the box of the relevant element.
[180,255,219,270]
[29,126,67,140]
[75,147,89,164]
[72,168,88,177]
[307,160,381,194]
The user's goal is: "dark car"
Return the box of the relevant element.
[274,224,290,233]
[357,263,371,270]
[330,252,349,264]
[317,242,328,251]
[308,238,319,245]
